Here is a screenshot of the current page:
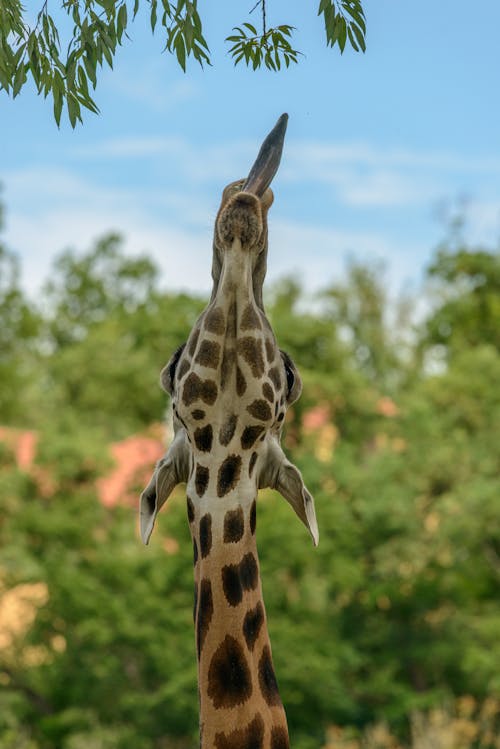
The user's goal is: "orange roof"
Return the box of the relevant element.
[0,424,168,508]
[0,427,37,470]
[97,428,166,507]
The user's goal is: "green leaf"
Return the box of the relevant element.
[351,22,366,52]
[175,33,186,71]
[184,20,194,51]
[67,93,79,128]
[344,0,366,32]
[347,26,359,52]
[77,64,89,98]
[12,61,25,97]
[338,18,347,53]
[0,66,11,93]
[42,13,50,43]
[243,22,257,36]
[150,0,158,31]
[53,88,63,126]
[83,54,97,87]
[12,43,27,68]
[53,69,64,96]
[117,4,128,42]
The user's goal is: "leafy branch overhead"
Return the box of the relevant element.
[0,0,366,127]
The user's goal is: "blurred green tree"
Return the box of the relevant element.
[424,245,500,355]
[0,217,499,749]
[0,203,41,423]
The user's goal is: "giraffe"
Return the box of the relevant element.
[140,113,319,749]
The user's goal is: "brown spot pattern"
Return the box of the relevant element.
[177,359,191,381]
[241,425,265,449]
[258,646,282,706]
[240,552,258,591]
[223,506,244,543]
[192,409,206,420]
[222,563,243,606]
[240,304,262,331]
[195,464,209,497]
[237,337,265,377]
[268,366,282,391]
[194,424,213,452]
[215,714,265,749]
[236,366,247,396]
[195,340,221,369]
[205,306,225,335]
[217,455,242,497]
[199,513,212,558]
[208,635,252,708]
[188,327,200,357]
[221,552,258,606]
[243,602,264,651]
[187,496,195,523]
[265,339,276,363]
[250,499,257,533]
[182,373,218,406]
[262,382,274,403]
[196,578,213,658]
[219,414,238,446]
[270,727,290,749]
[247,399,272,422]
[249,453,258,479]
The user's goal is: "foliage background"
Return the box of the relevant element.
[0,196,499,748]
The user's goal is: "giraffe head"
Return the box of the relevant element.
[210,113,288,309]
[140,114,318,548]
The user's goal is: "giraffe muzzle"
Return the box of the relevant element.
[216,192,263,250]
[242,112,288,197]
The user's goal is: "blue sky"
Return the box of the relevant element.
[2,0,500,300]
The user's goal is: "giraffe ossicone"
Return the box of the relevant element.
[140,113,319,749]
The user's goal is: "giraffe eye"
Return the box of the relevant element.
[280,349,302,405]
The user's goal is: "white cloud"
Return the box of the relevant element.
[68,133,500,210]
[4,136,499,305]
[3,166,213,295]
[282,141,500,208]
[2,163,426,301]
[72,136,255,186]
[269,219,427,293]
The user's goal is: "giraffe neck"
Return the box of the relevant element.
[188,490,290,749]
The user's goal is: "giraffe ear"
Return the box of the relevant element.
[139,428,191,544]
[260,440,319,546]
[160,343,186,394]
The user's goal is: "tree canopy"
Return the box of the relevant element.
[0,196,499,748]
[0,1,366,126]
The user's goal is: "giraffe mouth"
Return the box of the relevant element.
[242,113,288,197]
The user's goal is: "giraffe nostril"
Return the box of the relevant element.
[233,192,259,208]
